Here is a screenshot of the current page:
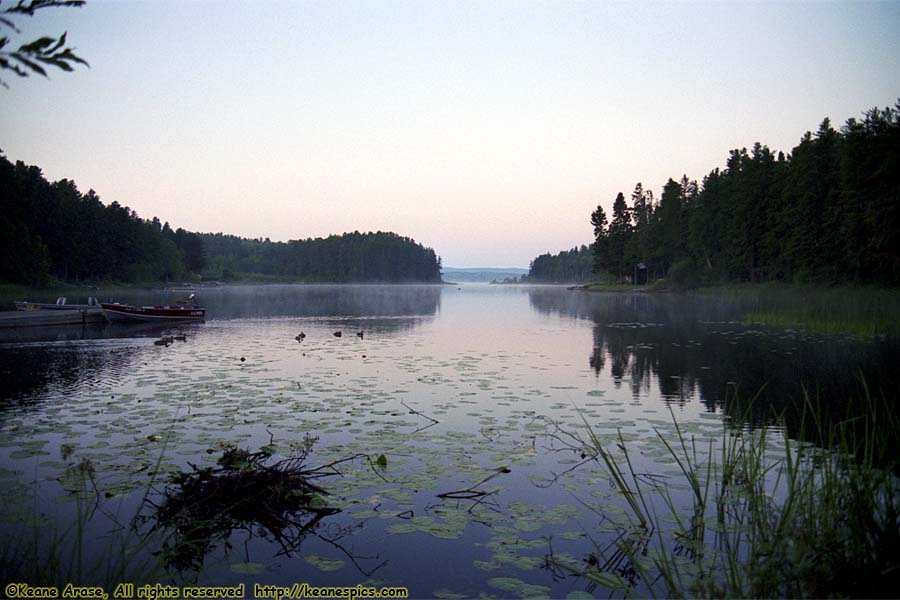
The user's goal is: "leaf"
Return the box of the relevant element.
[18,36,56,53]
[582,570,630,590]
[304,555,345,572]
[229,562,265,575]
[46,31,66,54]
[56,47,88,66]
[10,53,46,76]
[487,577,551,598]
[375,453,387,467]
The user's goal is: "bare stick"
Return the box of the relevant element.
[400,400,439,425]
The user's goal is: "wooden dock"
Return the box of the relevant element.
[0,308,106,329]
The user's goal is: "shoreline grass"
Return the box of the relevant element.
[704,282,900,337]
[579,280,900,336]
[566,390,900,598]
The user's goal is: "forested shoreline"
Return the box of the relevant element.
[528,103,899,287]
[523,246,593,284]
[0,153,442,285]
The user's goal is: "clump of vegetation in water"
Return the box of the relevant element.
[560,390,900,598]
[146,436,367,573]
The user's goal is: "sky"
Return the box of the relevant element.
[2,1,899,268]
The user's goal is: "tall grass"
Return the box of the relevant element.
[702,282,900,337]
[571,389,900,598]
[1,443,172,589]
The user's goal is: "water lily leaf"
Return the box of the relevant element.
[230,562,265,575]
[304,555,345,572]
[487,577,551,598]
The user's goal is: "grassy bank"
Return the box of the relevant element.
[566,391,900,598]
[580,280,900,336]
[698,282,900,337]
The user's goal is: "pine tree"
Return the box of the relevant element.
[590,204,609,277]
[607,192,633,280]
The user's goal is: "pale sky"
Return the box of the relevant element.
[2,0,899,268]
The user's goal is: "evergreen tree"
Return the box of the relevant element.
[607,192,633,280]
[590,203,609,277]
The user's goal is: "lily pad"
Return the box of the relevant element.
[487,577,551,598]
[304,555,345,572]
[230,562,266,575]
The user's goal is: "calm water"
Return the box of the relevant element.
[1,284,897,597]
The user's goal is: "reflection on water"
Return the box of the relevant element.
[0,340,142,408]
[104,283,443,320]
[529,287,900,436]
[0,285,442,401]
[1,284,897,596]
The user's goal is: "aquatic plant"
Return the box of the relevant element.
[0,455,168,589]
[702,282,900,337]
[563,390,900,598]
[145,440,348,573]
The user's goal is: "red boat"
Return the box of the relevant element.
[101,295,206,322]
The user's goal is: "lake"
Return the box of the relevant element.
[1,284,897,597]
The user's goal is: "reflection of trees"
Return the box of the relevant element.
[0,321,200,405]
[588,318,900,437]
[0,341,141,406]
[529,288,900,439]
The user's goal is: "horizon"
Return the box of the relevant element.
[2,0,898,268]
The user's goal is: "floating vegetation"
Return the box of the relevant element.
[143,439,375,575]
[3,286,898,597]
[487,576,551,598]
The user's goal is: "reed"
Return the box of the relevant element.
[0,439,172,589]
[702,282,900,337]
[571,388,900,598]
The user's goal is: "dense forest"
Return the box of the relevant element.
[590,103,900,287]
[527,103,899,286]
[199,231,442,283]
[0,153,442,285]
[524,246,593,283]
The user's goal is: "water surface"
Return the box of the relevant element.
[1,284,896,597]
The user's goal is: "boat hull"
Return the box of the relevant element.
[100,303,206,322]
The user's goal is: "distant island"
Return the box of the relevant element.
[0,153,442,286]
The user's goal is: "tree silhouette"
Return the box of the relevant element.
[555,102,900,287]
[0,0,88,88]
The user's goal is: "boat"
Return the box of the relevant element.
[100,295,206,322]
[15,297,100,311]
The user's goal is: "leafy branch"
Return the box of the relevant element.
[0,0,88,88]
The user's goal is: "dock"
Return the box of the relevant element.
[0,308,106,329]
